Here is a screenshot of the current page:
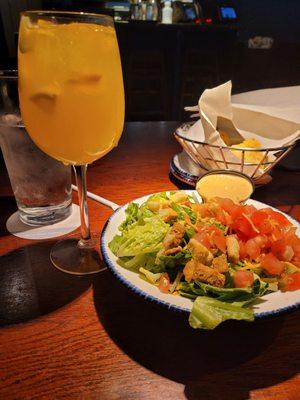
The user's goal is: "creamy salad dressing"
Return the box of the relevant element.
[196,173,253,203]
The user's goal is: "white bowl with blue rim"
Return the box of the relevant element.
[101,191,300,318]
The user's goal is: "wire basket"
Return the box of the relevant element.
[174,123,296,185]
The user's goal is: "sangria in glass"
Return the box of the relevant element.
[18,11,125,274]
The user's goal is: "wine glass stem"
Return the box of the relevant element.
[74,165,92,245]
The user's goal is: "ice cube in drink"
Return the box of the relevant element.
[0,113,72,225]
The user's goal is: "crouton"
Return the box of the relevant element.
[163,223,185,248]
[158,207,178,222]
[212,254,229,273]
[164,246,182,256]
[156,223,185,263]
[169,192,188,203]
[188,238,213,265]
[183,259,225,287]
[226,235,239,264]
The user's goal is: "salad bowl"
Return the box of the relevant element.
[101,191,300,323]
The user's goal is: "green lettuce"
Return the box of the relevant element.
[170,202,197,224]
[118,253,157,271]
[212,221,227,233]
[158,250,191,269]
[179,281,260,303]
[137,204,155,222]
[139,267,162,284]
[119,201,155,232]
[252,274,269,296]
[189,296,254,330]
[119,203,139,231]
[108,216,169,257]
[108,234,123,255]
[184,226,195,241]
[147,192,169,201]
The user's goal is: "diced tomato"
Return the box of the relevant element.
[251,210,273,235]
[194,225,226,252]
[243,205,256,216]
[215,199,240,225]
[215,197,236,214]
[234,270,254,288]
[271,239,294,262]
[251,209,291,239]
[285,226,298,238]
[280,272,300,291]
[271,239,285,258]
[225,203,260,240]
[193,204,211,218]
[238,240,248,260]
[245,238,261,260]
[288,231,300,265]
[261,253,285,276]
[215,208,231,226]
[215,208,225,224]
[272,225,285,240]
[288,234,300,259]
[253,235,269,249]
[230,204,244,220]
[265,208,291,227]
[212,230,226,253]
[232,214,258,240]
[292,260,300,268]
[195,200,299,272]
[289,235,300,266]
[224,212,232,227]
[158,273,170,293]
[194,231,211,249]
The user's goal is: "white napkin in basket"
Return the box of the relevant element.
[184,81,300,176]
[199,81,300,148]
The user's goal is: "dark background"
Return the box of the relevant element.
[0,0,300,121]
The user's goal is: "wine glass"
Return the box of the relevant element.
[18,11,125,275]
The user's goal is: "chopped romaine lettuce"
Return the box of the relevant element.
[184,226,195,241]
[170,202,197,224]
[266,281,278,292]
[139,267,162,284]
[158,250,191,269]
[252,274,269,296]
[109,215,169,257]
[118,253,156,271]
[202,218,228,233]
[170,271,183,293]
[138,204,155,221]
[119,201,156,233]
[119,203,139,231]
[148,192,169,201]
[108,234,123,255]
[228,261,245,271]
[189,296,254,330]
[212,221,227,233]
[179,281,257,302]
[179,275,269,305]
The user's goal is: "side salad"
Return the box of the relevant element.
[108,191,300,329]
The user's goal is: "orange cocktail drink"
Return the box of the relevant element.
[18,11,125,275]
[19,15,124,165]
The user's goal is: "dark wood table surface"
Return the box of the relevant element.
[0,122,299,400]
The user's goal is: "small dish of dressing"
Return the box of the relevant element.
[196,170,254,203]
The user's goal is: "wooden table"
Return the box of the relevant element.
[0,122,299,400]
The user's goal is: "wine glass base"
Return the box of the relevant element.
[50,237,106,275]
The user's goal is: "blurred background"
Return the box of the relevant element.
[0,0,300,121]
